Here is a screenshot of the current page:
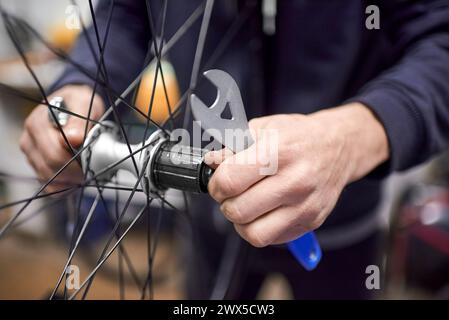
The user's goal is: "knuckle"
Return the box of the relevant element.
[19,134,28,153]
[305,218,322,231]
[24,117,33,132]
[294,202,322,231]
[281,175,308,199]
[35,163,48,178]
[296,171,317,194]
[244,225,270,248]
[221,201,245,224]
[248,230,270,248]
[303,210,323,230]
[25,155,36,172]
[46,152,62,169]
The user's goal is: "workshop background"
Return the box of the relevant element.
[0,0,449,300]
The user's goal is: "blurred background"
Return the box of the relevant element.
[0,0,448,300]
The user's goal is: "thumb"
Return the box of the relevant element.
[204,148,234,169]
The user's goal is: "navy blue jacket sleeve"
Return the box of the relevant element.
[352,0,449,174]
[50,0,151,105]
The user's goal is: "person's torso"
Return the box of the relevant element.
[165,0,394,226]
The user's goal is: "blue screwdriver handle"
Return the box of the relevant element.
[287,231,322,271]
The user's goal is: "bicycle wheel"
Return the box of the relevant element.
[0,0,257,299]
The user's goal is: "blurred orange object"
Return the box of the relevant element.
[135,60,180,124]
[48,22,79,52]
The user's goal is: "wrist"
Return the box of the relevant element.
[313,102,390,183]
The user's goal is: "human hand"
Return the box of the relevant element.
[205,103,389,247]
[20,85,105,192]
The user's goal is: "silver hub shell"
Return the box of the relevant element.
[81,121,167,194]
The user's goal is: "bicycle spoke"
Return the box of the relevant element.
[62,1,118,299]
[72,0,116,148]
[0,135,101,239]
[81,184,144,298]
[140,0,169,145]
[0,83,103,127]
[147,0,176,131]
[84,184,144,193]
[0,122,156,224]
[0,185,78,211]
[162,4,252,128]
[0,0,248,300]
[49,192,101,299]
[68,203,147,300]
[113,178,125,299]
[182,0,215,129]
[9,192,70,230]
[4,7,199,134]
[0,10,79,160]
[78,154,152,299]
[141,198,164,299]
[85,1,142,179]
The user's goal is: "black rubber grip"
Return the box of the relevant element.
[152,141,214,193]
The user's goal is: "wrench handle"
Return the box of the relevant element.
[287,232,322,271]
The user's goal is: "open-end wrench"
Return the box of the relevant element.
[190,69,322,271]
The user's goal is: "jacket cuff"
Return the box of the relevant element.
[348,84,426,178]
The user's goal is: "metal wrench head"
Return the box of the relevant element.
[190,69,254,153]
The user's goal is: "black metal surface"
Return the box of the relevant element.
[152,141,214,193]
